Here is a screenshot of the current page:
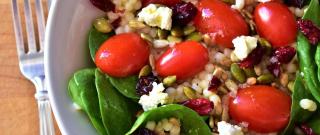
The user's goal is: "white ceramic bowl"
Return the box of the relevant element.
[45,0,105,134]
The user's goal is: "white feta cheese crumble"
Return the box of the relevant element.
[300,99,317,112]
[139,82,169,111]
[232,36,258,61]
[231,0,245,10]
[138,4,172,30]
[217,121,244,135]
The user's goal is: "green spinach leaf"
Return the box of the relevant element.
[109,75,140,100]
[95,69,138,135]
[70,69,107,135]
[307,111,320,134]
[126,104,212,135]
[282,75,315,135]
[297,0,320,103]
[302,0,320,25]
[88,27,114,61]
[68,77,84,109]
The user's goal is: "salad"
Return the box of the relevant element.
[67,0,320,134]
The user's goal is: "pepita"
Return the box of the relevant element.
[183,26,196,35]
[93,18,112,33]
[163,75,177,86]
[157,29,169,39]
[128,20,146,29]
[171,26,184,37]
[139,65,152,78]
[257,73,275,84]
[243,68,256,78]
[183,86,197,99]
[141,33,153,42]
[258,38,272,55]
[167,36,182,43]
[186,32,202,42]
[287,81,294,92]
[230,63,246,83]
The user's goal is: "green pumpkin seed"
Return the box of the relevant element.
[157,29,169,39]
[183,26,196,35]
[257,73,275,84]
[258,38,272,55]
[128,20,146,29]
[93,18,112,33]
[139,65,152,78]
[183,86,197,99]
[287,81,294,92]
[163,75,177,86]
[230,63,246,83]
[140,33,153,42]
[203,34,212,45]
[167,36,182,43]
[186,32,203,42]
[230,52,240,62]
[222,0,235,4]
[171,26,184,37]
[243,68,256,78]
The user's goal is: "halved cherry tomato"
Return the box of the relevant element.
[95,33,150,77]
[155,41,209,80]
[194,0,249,48]
[254,2,297,47]
[229,85,291,133]
[142,0,181,7]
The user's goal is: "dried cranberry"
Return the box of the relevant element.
[267,62,281,77]
[284,0,306,8]
[89,0,115,12]
[239,46,265,68]
[172,2,198,26]
[133,128,156,135]
[299,124,316,135]
[297,19,320,45]
[181,98,213,115]
[208,76,221,91]
[273,46,296,64]
[111,17,121,28]
[136,75,159,96]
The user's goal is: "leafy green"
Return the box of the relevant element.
[302,0,320,26]
[282,75,315,135]
[109,75,140,100]
[297,0,320,103]
[294,0,320,133]
[95,69,138,135]
[126,104,212,135]
[88,27,114,61]
[68,77,84,109]
[69,69,107,135]
[307,111,320,134]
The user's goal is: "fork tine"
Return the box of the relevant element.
[11,0,26,56]
[24,0,37,53]
[35,0,45,51]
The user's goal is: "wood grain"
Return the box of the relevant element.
[0,0,61,134]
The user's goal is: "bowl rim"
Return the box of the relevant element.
[44,0,68,134]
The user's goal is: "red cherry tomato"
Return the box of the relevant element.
[142,0,181,7]
[156,41,209,80]
[194,0,249,48]
[229,85,291,133]
[95,33,150,77]
[254,2,297,47]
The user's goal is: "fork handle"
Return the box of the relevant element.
[35,91,55,135]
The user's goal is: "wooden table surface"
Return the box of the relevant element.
[0,0,61,134]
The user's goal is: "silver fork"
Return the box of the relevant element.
[11,0,55,135]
